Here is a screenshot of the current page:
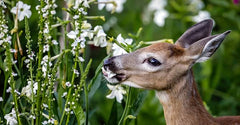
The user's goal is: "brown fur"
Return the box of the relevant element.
[109,42,240,125]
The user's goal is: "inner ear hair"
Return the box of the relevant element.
[188,30,231,63]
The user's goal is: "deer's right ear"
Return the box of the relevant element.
[186,30,231,63]
[175,19,213,48]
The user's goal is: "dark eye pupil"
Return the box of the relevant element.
[147,58,161,66]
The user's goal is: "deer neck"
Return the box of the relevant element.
[156,69,217,125]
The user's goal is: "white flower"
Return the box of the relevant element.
[6,87,12,93]
[42,121,48,125]
[112,44,127,56]
[14,90,21,95]
[148,0,167,11]
[10,1,32,21]
[67,30,79,39]
[11,72,17,77]
[50,10,56,15]
[73,69,80,77]
[192,10,211,23]
[153,9,169,27]
[10,49,17,53]
[73,15,79,19]
[52,40,58,45]
[78,56,85,62]
[24,59,30,64]
[106,84,126,103]
[4,108,17,125]
[43,44,49,53]
[81,31,94,40]
[43,103,48,108]
[80,41,86,48]
[21,82,38,99]
[83,0,90,8]
[29,115,36,119]
[0,97,3,102]
[62,92,67,97]
[112,34,133,56]
[116,34,133,45]
[28,51,35,60]
[65,82,71,87]
[0,0,7,8]
[81,21,92,30]
[98,0,126,13]
[142,0,168,27]
[48,118,55,124]
[93,26,107,47]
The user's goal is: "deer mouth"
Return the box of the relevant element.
[102,67,127,85]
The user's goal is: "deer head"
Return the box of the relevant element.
[102,19,230,91]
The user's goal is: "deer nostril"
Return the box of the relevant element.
[103,57,116,70]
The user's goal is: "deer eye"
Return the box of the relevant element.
[147,57,161,66]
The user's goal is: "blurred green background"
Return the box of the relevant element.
[2,0,240,124]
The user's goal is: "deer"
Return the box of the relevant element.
[102,19,240,125]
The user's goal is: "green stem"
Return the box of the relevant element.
[118,87,132,125]
[36,0,44,123]
[59,61,78,125]
[10,76,22,125]
[84,78,89,125]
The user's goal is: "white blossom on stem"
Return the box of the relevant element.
[11,1,32,21]
[65,82,71,87]
[21,81,38,99]
[98,0,126,13]
[142,0,169,27]
[106,84,126,103]
[112,34,133,56]
[4,108,17,125]
[93,26,107,47]
[67,30,79,39]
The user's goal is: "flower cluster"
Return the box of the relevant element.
[67,23,108,55]
[21,80,38,99]
[41,55,52,77]
[36,0,58,50]
[98,0,127,13]
[0,7,11,46]
[190,0,211,22]
[36,0,57,18]
[112,34,133,56]
[143,0,169,27]
[74,0,89,9]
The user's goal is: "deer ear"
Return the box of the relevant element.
[175,19,213,48]
[187,30,231,63]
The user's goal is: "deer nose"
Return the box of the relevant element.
[103,57,116,71]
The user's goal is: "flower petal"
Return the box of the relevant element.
[116,34,124,43]
[67,31,77,39]
[106,91,116,99]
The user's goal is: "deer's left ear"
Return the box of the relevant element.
[187,30,231,63]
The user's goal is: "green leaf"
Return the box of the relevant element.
[88,73,102,98]
[107,100,118,125]
[88,55,110,92]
